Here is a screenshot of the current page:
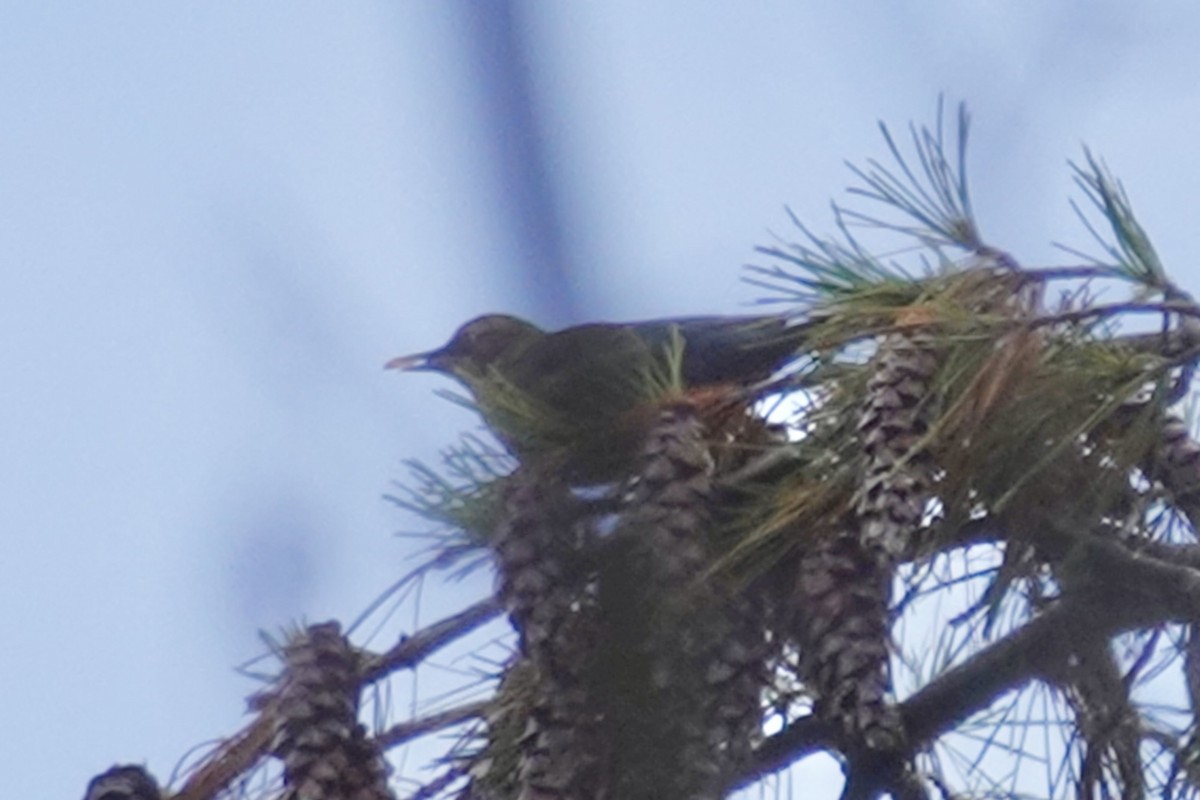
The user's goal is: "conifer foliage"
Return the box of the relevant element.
[88,104,1200,800]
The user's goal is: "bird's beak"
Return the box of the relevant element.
[384,350,443,372]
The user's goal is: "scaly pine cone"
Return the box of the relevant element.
[1151,414,1200,513]
[458,657,536,800]
[490,470,606,799]
[271,622,393,800]
[793,328,938,774]
[601,401,765,799]
[83,766,162,800]
[793,528,897,750]
[856,330,939,560]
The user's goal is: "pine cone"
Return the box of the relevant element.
[792,328,938,772]
[856,330,938,560]
[601,401,766,799]
[1153,415,1200,510]
[83,766,162,800]
[459,657,535,800]
[793,529,898,752]
[490,470,606,799]
[271,622,393,800]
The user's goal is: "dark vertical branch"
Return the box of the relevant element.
[453,1,581,324]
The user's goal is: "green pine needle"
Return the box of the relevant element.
[749,99,986,312]
[387,435,511,545]
[749,205,913,305]
[640,324,688,396]
[843,98,981,251]
[1059,148,1166,291]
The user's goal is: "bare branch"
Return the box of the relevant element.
[377,700,489,751]
[362,597,503,683]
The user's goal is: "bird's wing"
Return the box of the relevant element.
[627,315,800,385]
[508,324,659,413]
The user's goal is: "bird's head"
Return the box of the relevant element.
[385,314,543,380]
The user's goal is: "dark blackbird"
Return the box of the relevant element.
[387,313,803,478]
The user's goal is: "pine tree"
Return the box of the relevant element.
[88,103,1200,800]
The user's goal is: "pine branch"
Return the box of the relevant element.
[362,597,503,683]
[843,98,981,251]
[171,602,502,800]
[99,103,1200,800]
[376,700,489,751]
[742,523,1200,789]
[1061,149,1166,290]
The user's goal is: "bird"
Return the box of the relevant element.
[387,313,805,480]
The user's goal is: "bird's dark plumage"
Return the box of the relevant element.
[390,313,799,384]
[388,313,804,479]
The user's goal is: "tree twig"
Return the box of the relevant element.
[377,699,489,751]
[172,600,503,800]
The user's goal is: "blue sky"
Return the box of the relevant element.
[5,4,1200,798]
